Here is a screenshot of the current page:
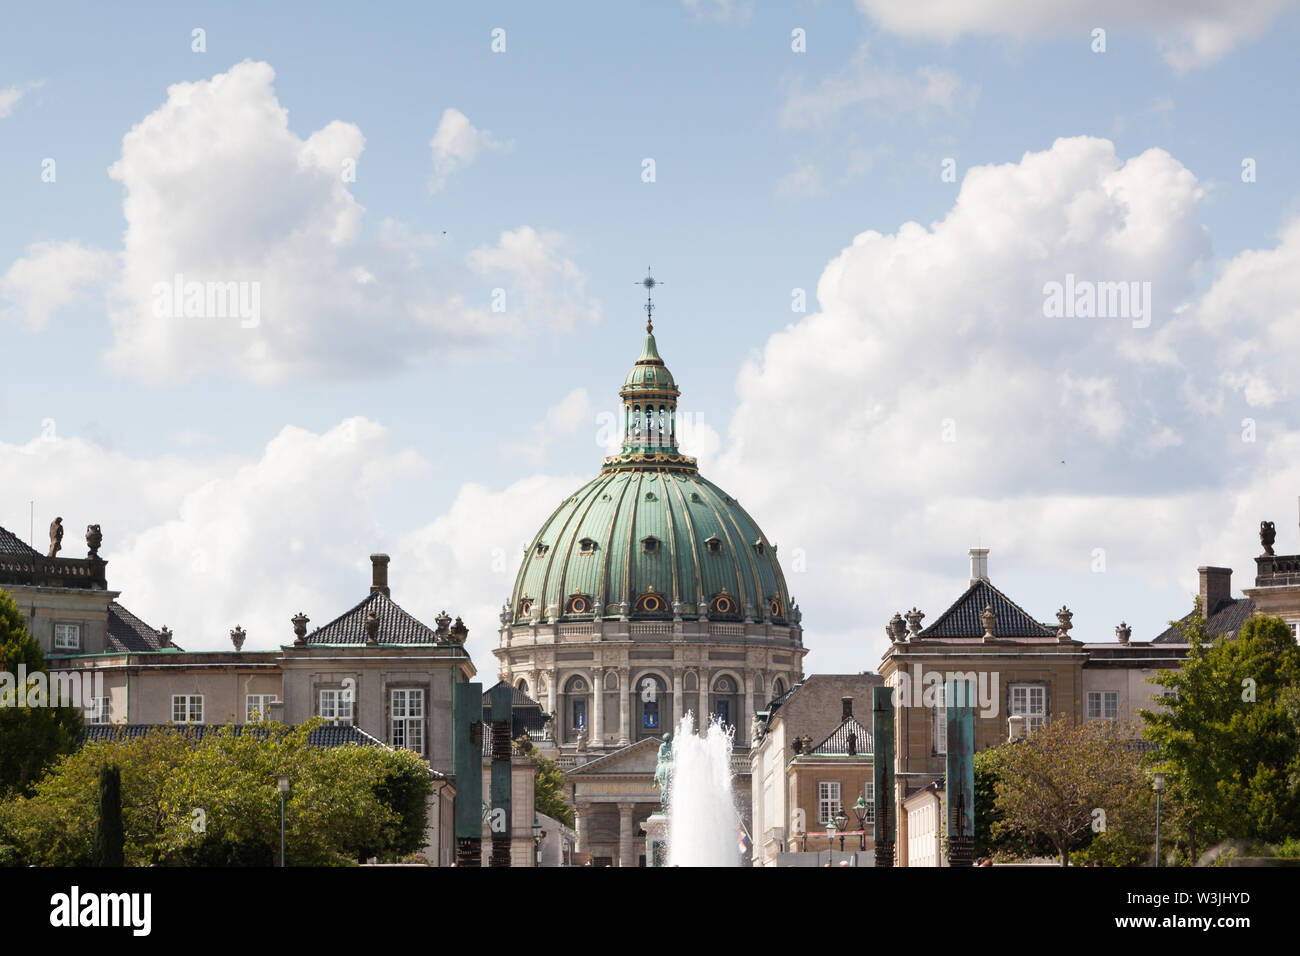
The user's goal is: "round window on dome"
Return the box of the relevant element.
[567,594,592,615]
[635,591,668,614]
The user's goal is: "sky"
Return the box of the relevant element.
[3,0,1300,677]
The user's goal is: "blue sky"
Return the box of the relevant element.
[3,1,1300,675]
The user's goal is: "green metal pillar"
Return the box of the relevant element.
[452,681,483,866]
[872,685,896,867]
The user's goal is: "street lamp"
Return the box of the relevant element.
[533,818,546,867]
[1152,771,1166,867]
[833,810,849,852]
[276,774,291,867]
[852,795,868,851]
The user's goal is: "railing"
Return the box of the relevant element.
[710,623,743,638]
[560,623,594,637]
[0,555,106,589]
[631,623,672,638]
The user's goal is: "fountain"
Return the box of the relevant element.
[648,712,742,867]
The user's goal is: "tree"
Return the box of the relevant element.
[0,590,82,797]
[92,764,125,866]
[1,722,431,866]
[524,740,573,828]
[985,716,1151,866]
[1142,609,1300,852]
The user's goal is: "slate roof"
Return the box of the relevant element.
[0,524,39,557]
[482,680,544,709]
[106,601,183,652]
[81,723,385,747]
[918,579,1056,639]
[481,680,550,749]
[808,715,873,757]
[1153,598,1257,643]
[303,590,448,646]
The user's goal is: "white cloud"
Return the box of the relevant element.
[704,136,1300,670]
[780,45,970,129]
[0,60,597,384]
[776,163,822,200]
[429,107,511,193]
[467,226,602,332]
[0,80,42,118]
[855,0,1293,71]
[0,241,117,328]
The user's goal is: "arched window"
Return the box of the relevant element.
[709,590,739,618]
[634,589,669,616]
[565,593,593,615]
[773,677,786,699]
[516,677,530,698]
[635,673,670,741]
[710,674,740,732]
[565,675,589,742]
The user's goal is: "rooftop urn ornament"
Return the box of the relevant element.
[980,605,997,642]
[364,609,380,645]
[697,599,709,622]
[449,617,469,644]
[230,626,246,652]
[671,599,683,622]
[1116,621,1132,644]
[499,603,511,627]
[85,524,102,559]
[157,625,172,649]
[789,601,801,626]
[435,610,452,640]
[47,516,63,558]
[1055,605,1074,642]
[905,607,925,638]
[888,612,907,643]
[1261,520,1277,556]
[291,612,309,646]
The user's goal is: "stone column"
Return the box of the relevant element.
[618,667,630,745]
[618,802,636,868]
[575,802,591,855]
[745,670,757,727]
[699,670,709,726]
[672,667,683,733]
[592,668,604,747]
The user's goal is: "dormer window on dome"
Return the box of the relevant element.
[642,535,660,554]
[710,590,737,616]
[518,597,534,618]
[634,588,667,614]
[579,537,598,555]
[705,535,722,555]
[565,593,593,615]
[768,597,782,619]
[753,539,765,556]
[535,543,549,557]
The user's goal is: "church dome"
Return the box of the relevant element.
[507,320,792,627]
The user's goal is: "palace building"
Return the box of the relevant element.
[495,296,808,865]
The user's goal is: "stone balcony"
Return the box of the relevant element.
[0,554,107,590]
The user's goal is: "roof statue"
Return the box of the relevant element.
[47,516,63,558]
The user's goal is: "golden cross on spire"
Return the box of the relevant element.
[637,267,662,333]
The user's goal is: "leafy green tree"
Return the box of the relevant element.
[1142,609,1300,851]
[523,739,572,828]
[985,717,1151,866]
[973,748,1055,861]
[0,590,82,797]
[92,764,125,866]
[2,722,430,866]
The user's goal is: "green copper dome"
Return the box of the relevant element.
[508,327,791,626]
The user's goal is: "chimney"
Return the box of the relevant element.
[370,554,391,597]
[841,696,853,720]
[969,548,989,585]
[1197,566,1232,618]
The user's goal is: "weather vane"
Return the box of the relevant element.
[637,267,662,333]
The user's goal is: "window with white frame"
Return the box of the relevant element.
[1086,690,1118,721]
[390,688,425,755]
[1010,684,1047,731]
[53,623,81,650]
[87,697,110,725]
[933,683,947,754]
[319,688,354,723]
[862,780,875,825]
[171,694,203,724]
[817,781,841,825]
[246,695,277,722]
